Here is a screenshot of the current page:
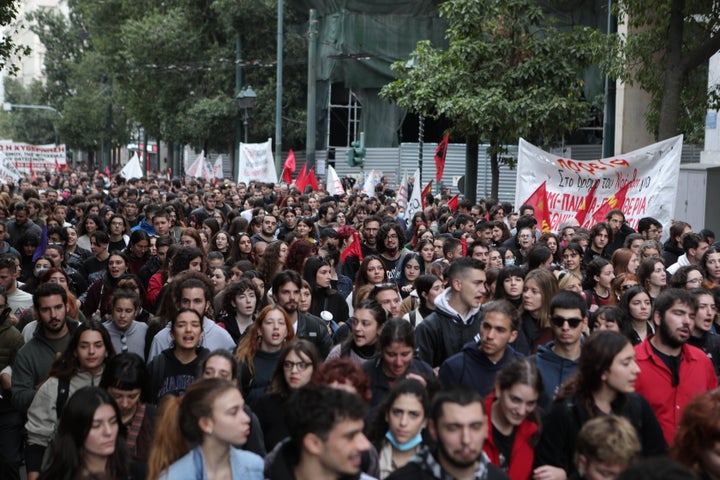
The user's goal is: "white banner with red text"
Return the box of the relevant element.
[514,136,683,233]
[0,141,67,179]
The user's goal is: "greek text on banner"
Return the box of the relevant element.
[514,136,683,232]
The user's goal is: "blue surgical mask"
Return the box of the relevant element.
[385,430,423,451]
[505,258,515,266]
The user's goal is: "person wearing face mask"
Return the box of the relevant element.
[19,256,54,296]
[367,379,429,479]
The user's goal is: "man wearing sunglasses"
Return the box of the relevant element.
[531,291,587,412]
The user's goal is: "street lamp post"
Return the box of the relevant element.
[236,86,257,143]
[2,102,63,145]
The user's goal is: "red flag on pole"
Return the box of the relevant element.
[307,167,319,190]
[295,164,308,192]
[447,193,460,211]
[521,181,551,233]
[434,134,449,182]
[575,179,600,227]
[282,149,296,184]
[590,181,632,226]
[421,180,433,209]
[340,231,364,263]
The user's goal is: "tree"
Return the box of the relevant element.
[0,0,29,76]
[381,0,596,201]
[597,0,720,142]
[28,0,309,167]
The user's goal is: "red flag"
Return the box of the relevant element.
[105,165,110,177]
[282,150,296,184]
[29,159,36,182]
[448,193,460,211]
[434,134,449,182]
[521,181,551,233]
[421,180,433,209]
[460,236,467,256]
[295,164,308,192]
[307,167,319,190]
[341,232,364,263]
[575,179,600,227]
[590,181,632,226]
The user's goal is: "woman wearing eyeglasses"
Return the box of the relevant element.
[535,331,667,479]
[618,286,654,345]
[669,265,706,290]
[254,340,321,452]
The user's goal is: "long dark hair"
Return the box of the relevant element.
[303,255,339,314]
[39,386,129,480]
[367,379,429,449]
[266,340,321,399]
[495,359,544,429]
[46,319,115,382]
[100,352,149,403]
[340,299,387,358]
[557,330,631,415]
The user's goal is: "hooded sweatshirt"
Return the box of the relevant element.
[438,340,523,396]
[530,341,580,411]
[414,288,483,367]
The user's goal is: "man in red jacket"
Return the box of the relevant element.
[634,288,718,446]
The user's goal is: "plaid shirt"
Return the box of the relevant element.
[409,445,490,480]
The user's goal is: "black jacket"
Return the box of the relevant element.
[296,312,333,358]
[414,291,483,368]
[534,392,667,477]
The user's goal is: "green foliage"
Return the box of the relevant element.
[0,0,30,76]
[28,0,309,157]
[381,0,595,197]
[598,0,720,142]
[1,78,57,145]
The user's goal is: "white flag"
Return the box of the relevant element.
[187,151,212,179]
[120,153,143,180]
[406,168,422,219]
[396,170,408,209]
[213,155,224,179]
[238,139,278,183]
[326,165,345,196]
[361,169,375,195]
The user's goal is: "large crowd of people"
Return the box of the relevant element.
[0,170,719,479]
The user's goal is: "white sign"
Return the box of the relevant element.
[406,168,423,219]
[0,141,67,173]
[237,139,277,183]
[514,136,683,232]
[326,165,345,196]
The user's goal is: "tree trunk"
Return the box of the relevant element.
[490,141,500,201]
[465,136,479,204]
[657,0,685,140]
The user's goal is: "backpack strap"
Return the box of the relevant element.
[56,378,70,417]
[409,310,417,327]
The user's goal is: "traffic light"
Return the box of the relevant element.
[346,133,366,167]
[353,141,366,167]
[346,141,364,167]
